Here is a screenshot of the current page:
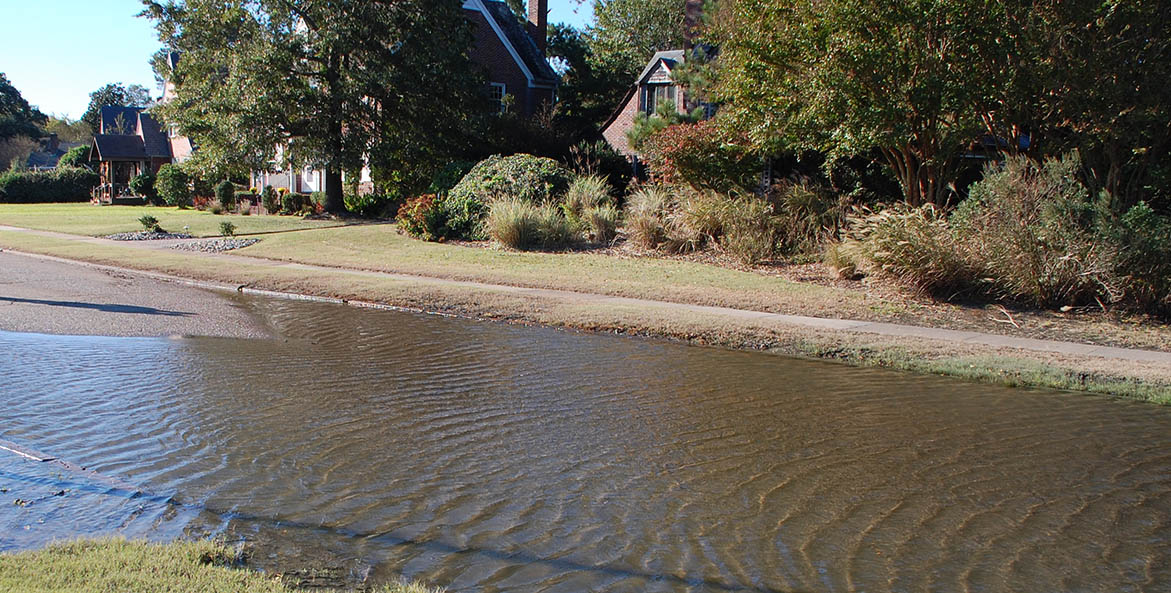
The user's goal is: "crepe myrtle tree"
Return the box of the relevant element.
[141,0,485,213]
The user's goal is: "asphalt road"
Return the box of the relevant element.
[0,250,270,339]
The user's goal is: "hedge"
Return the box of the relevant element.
[0,167,100,203]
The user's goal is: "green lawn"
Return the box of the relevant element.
[0,203,344,237]
[0,539,438,593]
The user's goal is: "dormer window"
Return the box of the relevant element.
[488,82,507,113]
[642,84,676,115]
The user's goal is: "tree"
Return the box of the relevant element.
[0,73,46,141]
[711,0,1001,206]
[587,0,688,80]
[81,83,152,135]
[42,115,91,143]
[142,0,485,214]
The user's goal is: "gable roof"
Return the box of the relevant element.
[476,0,559,86]
[90,135,148,161]
[637,50,687,84]
[93,106,172,161]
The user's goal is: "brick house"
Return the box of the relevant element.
[600,50,692,158]
[252,0,557,194]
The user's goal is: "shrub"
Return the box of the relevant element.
[427,161,475,195]
[485,199,575,250]
[1110,202,1171,316]
[234,191,253,212]
[209,204,223,215]
[214,180,236,211]
[954,154,1115,308]
[841,203,977,297]
[219,221,236,237]
[485,199,541,249]
[129,172,157,203]
[345,192,401,219]
[281,192,312,215]
[449,154,572,205]
[667,188,729,253]
[641,121,759,191]
[623,186,674,249]
[436,191,489,240]
[583,204,621,245]
[721,196,780,265]
[261,185,280,214]
[566,140,633,192]
[0,167,100,203]
[770,177,848,255]
[138,215,162,233]
[396,195,447,241]
[562,174,612,217]
[156,164,191,207]
[58,145,89,169]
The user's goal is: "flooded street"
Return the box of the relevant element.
[1,295,1169,592]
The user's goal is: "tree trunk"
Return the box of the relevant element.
[324,168,345,214]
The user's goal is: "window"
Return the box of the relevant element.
[643,84,676,115]
[488,83,507,113]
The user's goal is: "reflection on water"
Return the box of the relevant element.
[1,297,1169,592]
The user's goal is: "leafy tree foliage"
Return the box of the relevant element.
[42,116,91,143]
[58,145,91,169]
[0,73,46,141]
[711,0,1170,209]
[142,0,485,213]
[588,0,687,80]
[81,83,152,136]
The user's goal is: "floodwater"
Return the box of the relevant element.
[1,296,1169,592]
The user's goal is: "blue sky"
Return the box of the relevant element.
[0,0,593,119]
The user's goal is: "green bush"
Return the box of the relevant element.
[345,192,401,219]
[156,164,191,207]
[214,180,236,211]
[219,221,236,237]
[641,121,760,191]
[449,153,571,204]
[234,191,254,212]
[396,195,447,241]
[129,172,157,203]
[0,167,100,203]
[280,192,312,215]
[1110,202,1171,316]
[261,186,280,214]
[427,161,475,195]
[58,145,90,169]
[436,191,489,240]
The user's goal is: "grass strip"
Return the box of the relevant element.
[0,538,438,593]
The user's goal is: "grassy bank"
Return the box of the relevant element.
[0,539,437,593]
[0,203,343,237]
[0,229,1168,403]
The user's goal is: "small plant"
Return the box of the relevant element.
[623,186,673,249]
[219,221,236,237]
[138,215,163,233]
[215,180,236,211]
[209,204,223,215]
[720,195,779,265]
[396,194,448,241]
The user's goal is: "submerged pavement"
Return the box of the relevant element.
[0,250,269,339]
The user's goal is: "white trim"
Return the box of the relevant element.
[463,0,537,86]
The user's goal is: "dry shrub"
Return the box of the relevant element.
[485,198,540,249]
[624,186,673,249]
[770,177,849,255]
[584,204,621,245]
[720,196,780,265]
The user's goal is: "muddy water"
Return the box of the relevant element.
[1,296,1169,592]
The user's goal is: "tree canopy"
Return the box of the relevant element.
[81,83,152,136]
[0,73,46,141]
[709,0,1171,208]
[141,0,485,212]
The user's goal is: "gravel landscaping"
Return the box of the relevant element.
[172,238,261,253]
[105,231,194,241]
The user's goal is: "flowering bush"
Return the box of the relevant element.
[640,121,759,191]
[396,194,447,241]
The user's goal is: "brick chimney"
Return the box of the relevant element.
[527,0,548,55]
[684,0,705,49]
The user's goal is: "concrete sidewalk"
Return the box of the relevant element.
[1,224,1169,365]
